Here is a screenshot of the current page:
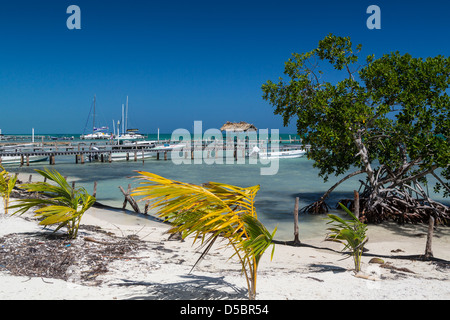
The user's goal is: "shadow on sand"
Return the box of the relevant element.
[111,274,248,300]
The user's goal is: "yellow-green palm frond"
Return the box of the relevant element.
[131,171,276,300]
[131,172,259,240]
[0,165,17,214]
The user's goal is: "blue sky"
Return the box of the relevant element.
[0,0,449,134]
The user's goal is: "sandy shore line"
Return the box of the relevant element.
[1,192,449,301]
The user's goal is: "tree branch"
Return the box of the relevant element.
[318,170,365,202]
[431,171,450,194]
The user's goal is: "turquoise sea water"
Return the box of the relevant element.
[4,133,449,241]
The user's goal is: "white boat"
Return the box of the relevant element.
[114,97,145,142]
[0,155,48,165]
[81,96,111,140]
[80,130,111,140]
[109,151,156,161]
[250,146,307,159]
[153,143,185,151]
[115,130,145,142]
[0,143,48,165]
[110,141,157,161]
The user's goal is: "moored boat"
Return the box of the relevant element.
[0,155,48,165]
[250,145,307,159]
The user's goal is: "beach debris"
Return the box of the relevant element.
[368,258,385,264]
[0,226,146,284]
[379,262,415,274]
[306,276,324,282]
[84,236,114,245]
[354,272,378,281]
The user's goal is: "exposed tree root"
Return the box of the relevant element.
[303,171,450,225]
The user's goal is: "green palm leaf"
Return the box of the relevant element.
[131,171,276,300]
[8,168,95,239]
[325,202,368,272]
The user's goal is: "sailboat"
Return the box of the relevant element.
[80,95,111,140]
[114,96,145,142]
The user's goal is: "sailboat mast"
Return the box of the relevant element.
[93,95,96,134]
[125,95,128,133]
[122,104,124,134]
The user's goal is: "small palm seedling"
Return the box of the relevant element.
[0,165,17,214]
[131,171,277,300]
[325,203,368,272]
[9,168,96,239]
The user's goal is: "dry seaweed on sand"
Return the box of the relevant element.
[0,225,147,285]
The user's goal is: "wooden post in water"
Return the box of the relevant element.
[293,197,301,246]
[119,185,140,213]
[26,155,30,166]
[93,181,97,198]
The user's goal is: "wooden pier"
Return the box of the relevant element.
[0,140,309,166]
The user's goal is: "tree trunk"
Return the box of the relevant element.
[353,190,360,219]
[424,215,434,260]
[293,197,301,245]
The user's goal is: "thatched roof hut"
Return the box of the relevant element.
[220,121,257,132]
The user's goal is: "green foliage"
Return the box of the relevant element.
[131,171,277,300]
[0,166,17,214]
[262,33,450,188]
[325,203,368,272]
[8,168,96,239]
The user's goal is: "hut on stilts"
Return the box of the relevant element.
[220,121,258,132]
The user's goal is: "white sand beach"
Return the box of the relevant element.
[1,194,449,301]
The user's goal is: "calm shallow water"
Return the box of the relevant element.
[9,154,450,241]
